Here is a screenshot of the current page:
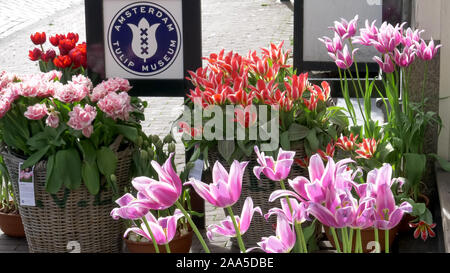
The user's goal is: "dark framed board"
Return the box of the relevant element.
[293,0,412,74]
[85,0,202,97]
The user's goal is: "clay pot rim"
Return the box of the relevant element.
[124,230,194,245]
[0,202,20,216]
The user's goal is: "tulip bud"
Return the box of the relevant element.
[137,136,143,147]
[168,143,176,153]
[110,174,117,184]
[151,135,160,144]
[155,139,163,150]
[147,148,154,159]
[163,134,175,144]
[140,150,149,162]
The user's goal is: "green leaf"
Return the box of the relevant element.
[22,145,50,169]
[115,124,138,143]
[430,153,450,172]
[218,140,235,162]
[404,153,426,189]
[280,131,290,150]
[79,139,97,163]
[97,146,118,176]
[82,161,100,195]
[287,123,309,141]
[55,149,82,191]
[412,202,426,216]
[45,154,59,194]
[306,129,319,152]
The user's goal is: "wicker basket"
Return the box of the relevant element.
[207,142,308,247]
[1,139,133,253]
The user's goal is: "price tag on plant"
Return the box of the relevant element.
[188,159,204,181]
[18,162,36,207]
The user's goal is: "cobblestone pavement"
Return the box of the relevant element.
[0,0,294,252]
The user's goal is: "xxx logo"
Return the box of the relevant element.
[107,2,182,76]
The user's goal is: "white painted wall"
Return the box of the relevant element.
[438,0,450,159]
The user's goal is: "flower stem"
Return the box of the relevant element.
[348,228,354,253]
[141,216,160,254]
[175,200,210,253]
[356,229,362,253]
[341,228,348,253]
[279,179,305,253]
[374,228,379,253]
[385,229,389,254]
[164,243,171,253]
[330,227,341,253]
[226,206,246,253]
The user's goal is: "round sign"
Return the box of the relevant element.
[107,2,182,76]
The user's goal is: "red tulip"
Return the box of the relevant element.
[317,142,336,161]
[336,133,359,151]
[28,48,42,61]
[66,32,79,44]
[49,34,66,47]
[355,138,377,159]
[41,49,56,62]
[69,47,87,69]
[53,55,72,68]
[30,32,46,45]
[409,221,436,241]
[58,39,76,55]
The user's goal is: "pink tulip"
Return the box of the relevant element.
[265,198,310,225]
[124,209,185,244]
[253,146,295,182]
[111,193,149,220]
[372,22,404,53]
[373,183,412,230]
[402,28,423,48]
[352,19,378,46]
[373,54,395,74]
[24,103,48,120]
[352,163,404,200]
[247,214,296,253]
[269,154,354,204]
[319,33,343,54]
[132,153,182,210]
[394,46,416,67]
[331,15,359,40]
[206,197,262,241]
[307,189,357,228]
[351,198,376,229]
[416,39,442,61]
[330,45,358,70]
[184,160,248,208]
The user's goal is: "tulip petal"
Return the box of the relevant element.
[269,189,304,202]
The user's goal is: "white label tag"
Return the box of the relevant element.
[18,162,36,207]
[188,159,204,181]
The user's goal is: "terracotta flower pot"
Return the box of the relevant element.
[0,204,26,238]
[398,193,430,233]
[324,226,399,253]
[125,230,194,253]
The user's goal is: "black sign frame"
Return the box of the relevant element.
[84,0,202,97]
[293,0,412,74]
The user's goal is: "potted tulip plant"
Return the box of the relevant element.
[0,31,148,252]
[115,133,201,253]
[111,150,211,254]
[0,154,25,238]
[319,16,443,240]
